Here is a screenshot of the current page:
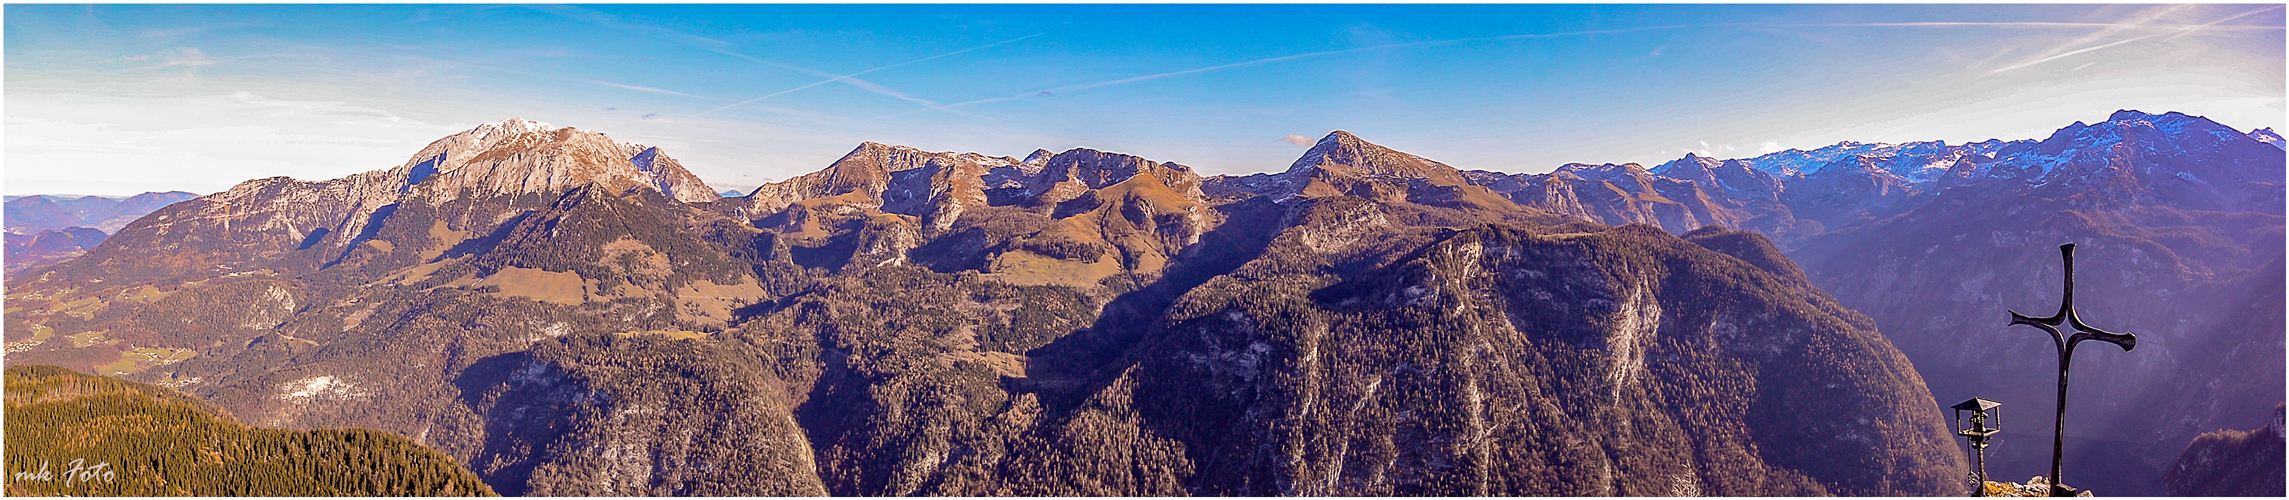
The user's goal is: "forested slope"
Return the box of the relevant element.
[3,364,494,496]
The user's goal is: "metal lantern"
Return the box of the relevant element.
[1951,398,2002,496]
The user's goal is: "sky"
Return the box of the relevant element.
[6,3,2284,196]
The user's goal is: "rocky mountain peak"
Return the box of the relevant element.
[1283,130,1467,186]
[1017,147,1206,212]
[850,141,917,155]
[2030,109,2258,163]
[1556,162,1654,184]
[830,142,1020,175]
[384,120,717,204]
[2054,109,2227,140]
[1806,155,1885,177]
[2106,108,2174,123]
[1036,148,1180,188]
[744,141,1202,235]
[837,141,942,169]
[1652,153,1724,177]
[469,117,557,139]
[2250,128,2286,150]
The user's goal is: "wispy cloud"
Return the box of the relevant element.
[1989,35,2158,74]
[885,24,1709,118]
[149,47,217,69]
[694,33,1045,118]
[588,80,708,99]
[523,5,737,53]
[1282,134,1315,146]
[2161,4,2282,41]
[137,23,260,41]
[449,62,718,101]
[768,63,950,110]
[120,47,223,76]
[1983,5,2280,75]
[1783,21,2280,31]
[1983,4,2195,74]
[526,4,946,111]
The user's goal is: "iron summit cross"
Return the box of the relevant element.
[2007,243,2138,497]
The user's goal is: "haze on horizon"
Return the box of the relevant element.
[5,3,2283,196]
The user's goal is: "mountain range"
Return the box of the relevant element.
[4,192,200,275]
[5,192,201,235]
[4,110,2278,496]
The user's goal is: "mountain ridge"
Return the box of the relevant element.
[8,109,2277,496]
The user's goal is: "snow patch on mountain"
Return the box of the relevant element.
[2250,128,2285,150]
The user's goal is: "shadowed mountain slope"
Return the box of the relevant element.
[7,124,1980,496]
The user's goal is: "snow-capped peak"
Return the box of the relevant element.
[1653,152,1724,177]
[469,118,556,139]
[2249,128,2286,150]
[1022,149,1056,166]
[2106,109,2171,123]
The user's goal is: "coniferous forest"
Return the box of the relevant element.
[3,364,495,496]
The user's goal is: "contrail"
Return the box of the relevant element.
[526,5,947,111]
[694,33,1045,118]
[2023,5,2193,63]
[588,80,708,99]
[1987,5,2278,74]
[1987,35,2161,74]
[883,24,1709,119]
[2161,4,2282,41]
[458,63,720,100]
[1779,21,2279,30]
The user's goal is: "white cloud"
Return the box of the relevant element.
[5,90,465,195]
[1282,134,1315,146]
[153,47,216,69]
[1759,141,1783,154]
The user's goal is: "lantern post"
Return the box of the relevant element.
[1950,398,2002,496]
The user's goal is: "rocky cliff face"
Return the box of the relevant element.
[457,334,826,496]
[995,221,1960,495]
[1467,161,1755,234]
[1779,156,1920,228]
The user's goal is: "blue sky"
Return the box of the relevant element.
[7,3,2283,195]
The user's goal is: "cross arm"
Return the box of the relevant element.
[2066,312,2136,352]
